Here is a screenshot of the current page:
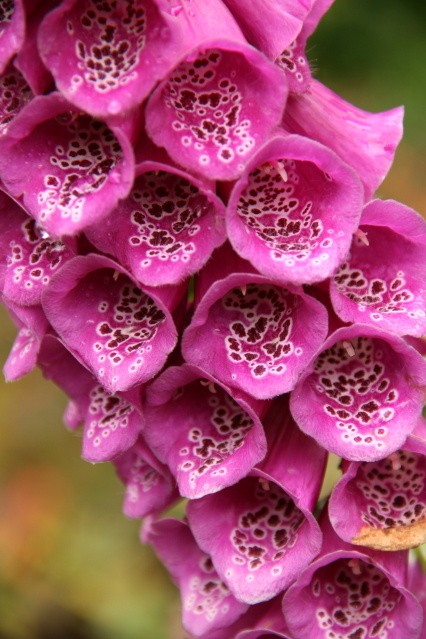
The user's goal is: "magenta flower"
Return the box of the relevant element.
[86,159,226,286]
[0,93,135,236]
[182,243,328,399]
[330,199,426,337]
[282,510,423,639]
[226,131,363,285]
[143,363,267,498]
[38,0,181,118]
[113,435,179,518]
[329,440,426,551]
[187,399,325,604]
[290,325,426,461]
[145,0,288,180]
[143,517,249,637]
[0,0,24,73]
[42,254,180,393]
[283,79,404,199]
[0,62,33,134]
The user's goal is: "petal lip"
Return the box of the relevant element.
[182,271,328,399]
[227,131,363,286]
[145,38,288,181]
[290,324,426,462]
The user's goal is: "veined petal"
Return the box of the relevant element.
[182,244,328,399]
[41,254,179,392]
[290,325,426,461]
[331,200,426,338]
[0,93,135,236]
[283,79,404,199]
[38,0,181,118]
[86,160,226,286]
[144,364,267,498]
[187,398,324,604]
[143,517,249,637]
[227,131,363,285]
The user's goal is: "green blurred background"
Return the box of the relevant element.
[0,1,425,637]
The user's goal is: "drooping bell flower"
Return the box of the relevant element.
[86,159,226,287]
[14,0,57,94]
[282,508,423,639]
[142,517,249,637]
[409,559,426,639]
[0,93,135,236]
[113,435,179,518]
[187,398,325,604]
[220,0,315,61]
[275,0,334,93]
[41,254,181,393]
[182,243,328,399]
[143,363,267,499]
[0,63,33,135]
[290,324,426,461]
[283,79,404,199]
[145,0,288,180]
[38,0,181,118]
[0,192,76,307]
[226,131,363,285]
[37,335,144,462]
[0,0,25,73]
[329,435,426,551]
[330,199,426,338]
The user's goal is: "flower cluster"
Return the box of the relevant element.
[1,1,426,638]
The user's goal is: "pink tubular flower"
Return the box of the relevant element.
[113,435,179,518]
[38,0,181,118]
[226,131,363,285]
[187,399,325,604]
[0,0,25,73]
[0,62,33,134]
[330,199,426,338]
[0,93,135,236]
[182,244,328,399]
[143,363,267,499]
[143,517,249,637]
[86,159,226,287]
[282,509,423,639]
[145,0,288,180]
[41,254,180,393]
[290,325,426,461]
[283,79,404,200]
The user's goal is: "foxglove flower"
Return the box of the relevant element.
[226,131,363,285]
[282,509,423,639]
[145,0,288,180]
[290,324,426,461]
[37,335,144,461]
[182,244,328,399]
[0,0,25,73]
[42,254,181,392]
[329,437,426,551]
[0,93,135,236]
[330,199,426,337]
[187,399,325,604]
[113,435,179,518]
[143,363,267,498]
[38,0,181,118]
[0,62,33,134]
[86,160,226,286]
[143,517,249,637]
[283,79,404,199]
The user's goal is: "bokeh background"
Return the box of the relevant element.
[1,1,425,637]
